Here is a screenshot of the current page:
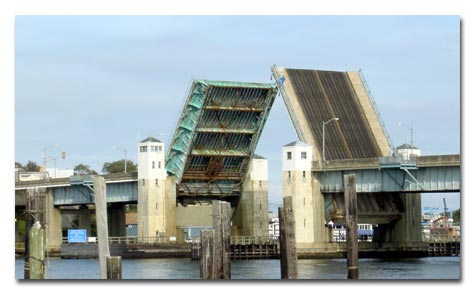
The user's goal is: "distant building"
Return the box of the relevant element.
[395,143,421,161]
[125,212,138,237]
[268,217,279,239]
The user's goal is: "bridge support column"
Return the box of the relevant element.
[373,193,426,254]
[107,203,126,237]
[282,142,327,247]
[78,205,92,237]
[137,176,176,241]
[312,173,331,244]
[44,188,62,252]
[233,157,269,237]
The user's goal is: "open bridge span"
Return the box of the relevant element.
[165,80,278,206]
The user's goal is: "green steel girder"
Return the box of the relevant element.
[165,79,278,193]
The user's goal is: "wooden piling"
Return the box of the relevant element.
[200,229,215,279]
[279,196,298,279]
[23,189,34,279]
[93,176,111,279]
[344,174,359,279]
[211,200,231,279]
[106,256,122,279]
[24,187,45,279]
[29,221,46,279]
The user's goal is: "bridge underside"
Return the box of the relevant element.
[325,192,403,225]
[165,80,277,206]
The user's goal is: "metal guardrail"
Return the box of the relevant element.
[61,236,177,245]
[60,236,279,245]
[422,235,460,243]
[230,236,279,245]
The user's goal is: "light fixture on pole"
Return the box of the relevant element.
[398,122,414,157]
[113,145,127,173]
[43,143,59,178]
[322,118,339,163]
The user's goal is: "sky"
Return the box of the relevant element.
[14,15,461,212]
[2,0,473,290]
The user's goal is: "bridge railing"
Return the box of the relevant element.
[61,236,178,245]
[230,236,279,245]
[422,235,460,243]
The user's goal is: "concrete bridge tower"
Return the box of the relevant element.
[137,137,176,240]
[282,141,327,246]
[233,155,270,237]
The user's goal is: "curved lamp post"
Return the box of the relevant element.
[322,118,339,163]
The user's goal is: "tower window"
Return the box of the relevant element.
[159,146,162,152]
[142,179,145,186]
[287,151,292,160]
[140,146,148,152]
[304,218,306,227]
[152,161,155,169]
[155,179,158,187]
[288,171,291,178]
[303,171,306,178]
[259,180,262,187]
[158,161,161,168]
[303,198,306,206]
[151,145,159,152]
[301,151,307,159]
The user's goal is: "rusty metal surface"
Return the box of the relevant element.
[166,80,277,205]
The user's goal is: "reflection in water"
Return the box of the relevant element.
[15,257,460,280]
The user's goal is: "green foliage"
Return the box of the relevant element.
[73,164,98,175]
[453,209,460,223]
[24,161,40,172]
[102,160,137,174]
[15,162,24,170]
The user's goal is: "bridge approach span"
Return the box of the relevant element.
[316,154,460,194]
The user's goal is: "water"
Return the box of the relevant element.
[15,256,460,280]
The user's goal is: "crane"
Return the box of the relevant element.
[443,198,450,228]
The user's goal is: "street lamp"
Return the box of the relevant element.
[398,122,414,157]
[322,118,339,163]
[43,143,58,178]
[113,145,127,173]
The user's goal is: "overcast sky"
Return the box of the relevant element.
[14,15,460,211]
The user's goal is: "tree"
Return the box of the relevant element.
[102,160,137,174]
[24,161,40,172]
[453,209,460,223]
[15,162,24,171]
[73,164,98,175]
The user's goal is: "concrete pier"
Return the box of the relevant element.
[233,156,269,237]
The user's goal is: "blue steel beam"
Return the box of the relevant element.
[53,181,138,205]
[319,156,461,193]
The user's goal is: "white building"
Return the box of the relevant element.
[268,217,280,239]
[282,140,315,244]
[137,136,175,240]
[395,143,421,161]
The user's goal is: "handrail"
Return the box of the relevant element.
[61,236,178,245]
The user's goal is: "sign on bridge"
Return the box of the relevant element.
[68,229,87,243]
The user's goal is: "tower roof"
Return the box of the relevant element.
[253,154,267,159]
[396,143,419,150]
[283,140,311,147]
[140,136,162,143]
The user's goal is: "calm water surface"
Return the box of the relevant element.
[15,257,460,280]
